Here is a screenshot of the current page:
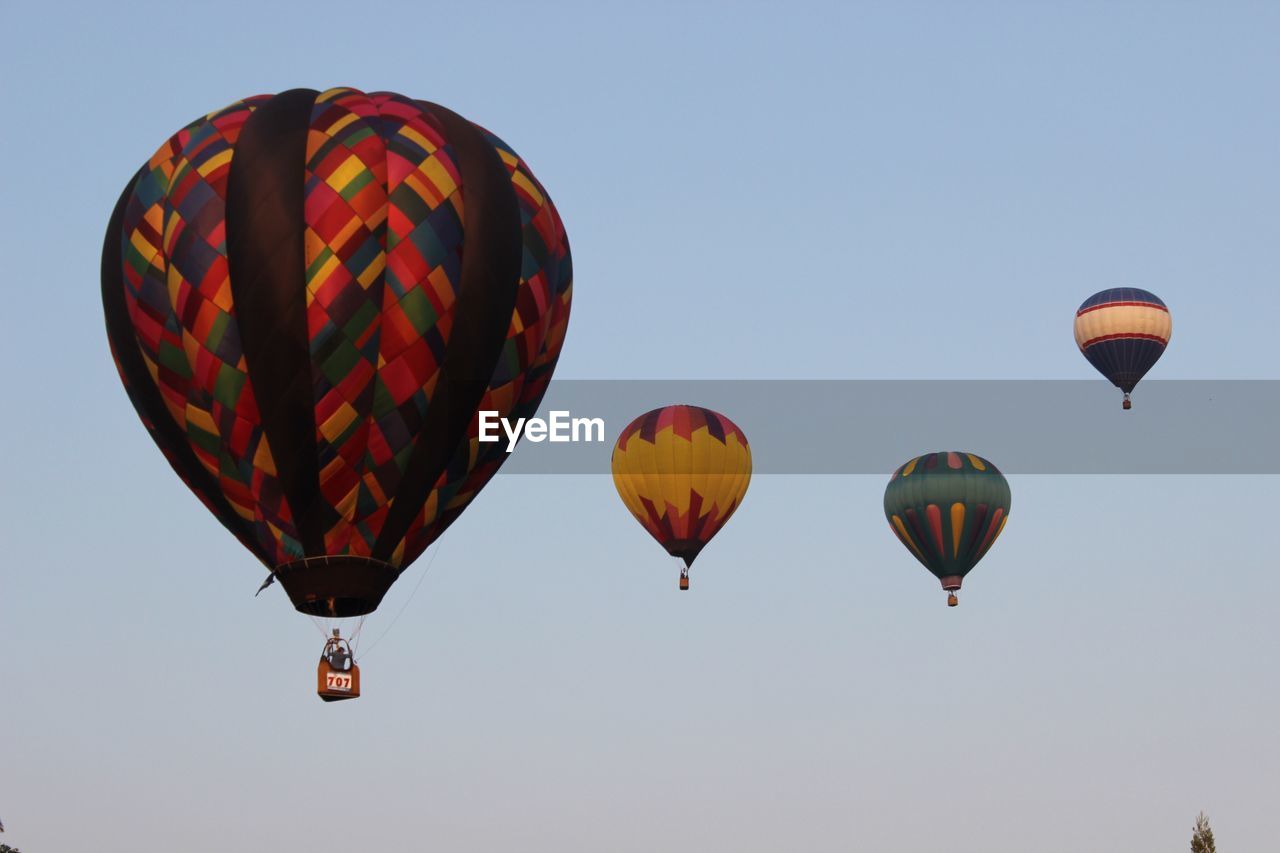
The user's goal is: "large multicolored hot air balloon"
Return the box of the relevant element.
[1074,287,1171,409]
[884,452,1011,607]
[102,87,572,618]
[611,406,751,590]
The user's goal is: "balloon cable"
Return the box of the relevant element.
[349,613,369,656]
[307,614,331,641]
[356,542,443,660]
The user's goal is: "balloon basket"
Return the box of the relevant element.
[317,659,361,702]
[679,576,690,591]
[947,593,959,607]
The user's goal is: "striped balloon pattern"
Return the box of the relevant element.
[884,452,1011,603]
[611,406,751,587]
[1074,287,1171,408]
[103,88,572,616]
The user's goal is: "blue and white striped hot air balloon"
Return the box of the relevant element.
[1074,288,1172,409]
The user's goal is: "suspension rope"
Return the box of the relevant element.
[349,613,369,655]
[307,614,332,641]
[356,541,443,660]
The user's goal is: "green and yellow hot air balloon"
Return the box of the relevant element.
[883,452,1011,607]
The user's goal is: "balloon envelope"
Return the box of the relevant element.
[1074,287,1171,404]
[611,405,751,569]
[102,88,572,616]
[883,452,1011,596]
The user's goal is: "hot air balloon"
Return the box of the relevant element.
[1074,287,1171,409]
[102,88,572,695]
[611,406,751,590]
[883,452,1010,607]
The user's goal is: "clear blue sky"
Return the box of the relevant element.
[2,2,1278,851]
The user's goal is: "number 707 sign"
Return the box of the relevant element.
[326,672,354,691]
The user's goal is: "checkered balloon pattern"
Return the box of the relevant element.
[105,88,572,577]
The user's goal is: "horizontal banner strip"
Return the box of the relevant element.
[477,380,1280,474]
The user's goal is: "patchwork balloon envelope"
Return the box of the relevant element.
[102,88,572,617]
[1074,287,1171,409]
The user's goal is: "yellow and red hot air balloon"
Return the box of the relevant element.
[611,405,751,590]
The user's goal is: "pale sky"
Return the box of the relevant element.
[2,2,1278,851]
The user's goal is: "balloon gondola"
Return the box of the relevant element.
[318,630,360,702]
